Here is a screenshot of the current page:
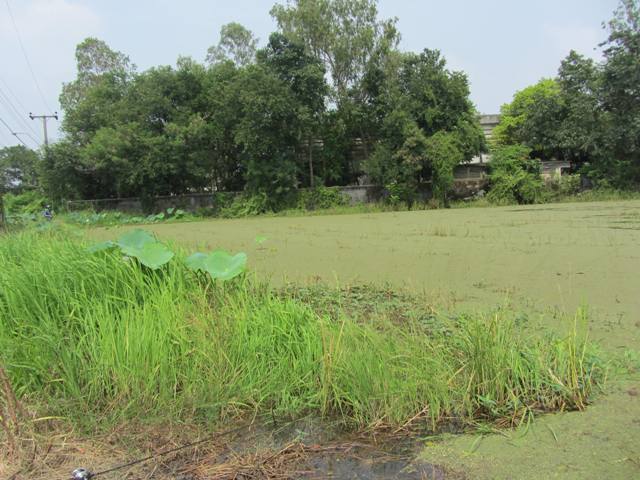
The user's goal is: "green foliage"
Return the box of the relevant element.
[0,146,40,194]
[0,232,603,430]
[488,145,545,205]
[364,49,483,204]
[206,22,258,67]
[493,79,563,159]
[185,250,247,281]
[89,229,175,270]
[546,173,582,199]
[63,207,189,227]
[3,190,48,215]
[493,1,640,187]
[295,186,350,210]
[218,193,271,217]
[425,131,464,204]
[270,0,399,103]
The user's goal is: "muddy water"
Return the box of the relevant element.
[214,418,455,479]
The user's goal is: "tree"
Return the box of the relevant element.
[232,65,301,208]
[206,22,258,67]
[596,0,640,185]
[492,78,564,160]
[364,49,484,203]
[60,38,134,143]
[0,146,40,193]
[271,0,399,103]
[493,1,640,187]
[257,32,328,186]
[555,51,602,164]
[425,131,464,205]
[40,141,88,202]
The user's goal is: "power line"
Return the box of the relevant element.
[0,76,30,115]
[12,131,40,149]
[0,86,41,144]
[0,116,28,147]
[0,84,40,136]
[4,0,54,114]
[23,131,40,145]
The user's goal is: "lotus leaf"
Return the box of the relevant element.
[204,250,247,281]
[134,242,175,269]
[116,229,156,256]
[185,252,208,272]
[87,241,116,253]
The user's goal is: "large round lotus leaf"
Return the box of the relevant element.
[87,241,116,253]
[116,229,156,256]
[185,252,208,272]
[203,250,247,281]
[134,242,175,269]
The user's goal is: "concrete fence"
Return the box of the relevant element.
[66,177,489,214]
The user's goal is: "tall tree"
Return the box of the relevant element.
[206,22,259,67]
[257,33,328,186]
[270,0,399,103]
[60,38,134,143]
[364,49,484,203]
[556,51,602,163]
[492,78,564,160]
[598,0,640,184]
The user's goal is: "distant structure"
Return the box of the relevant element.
[462,114,571,187]
[470,114,501,164]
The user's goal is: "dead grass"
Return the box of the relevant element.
[2,425,458,480]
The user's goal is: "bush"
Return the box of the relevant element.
[3,190,49,215]
[219,193,270,218]
[546,173,582,199]
[296,186,350,210]
[488,145,546,204]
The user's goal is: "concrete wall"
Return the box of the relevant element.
[67,192,239,214]
[67,175,489,213]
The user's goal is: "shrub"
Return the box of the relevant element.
[296,186,350,210]
[3,190,49,215]
[546,173,582,199]
[488,145,546,204]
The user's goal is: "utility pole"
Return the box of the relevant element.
[29,112,58,146]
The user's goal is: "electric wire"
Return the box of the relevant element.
[0,116,28,147]
[4,0,54,114]
[0,76,30,116]
[0,84,41,139]
[0,92,41,148]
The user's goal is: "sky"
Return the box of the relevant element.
[0,0,620,148]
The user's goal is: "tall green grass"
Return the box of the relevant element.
[0,231,603,432]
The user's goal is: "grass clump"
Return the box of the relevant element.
[0,231,603,434]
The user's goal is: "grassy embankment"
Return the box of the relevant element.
[0,230,602,438]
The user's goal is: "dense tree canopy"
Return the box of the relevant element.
[37,0,486,207]
[494,0,640,187]
[363,49,484,203]
[25,0,639,210]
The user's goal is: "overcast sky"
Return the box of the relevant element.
[0,0,620,148]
